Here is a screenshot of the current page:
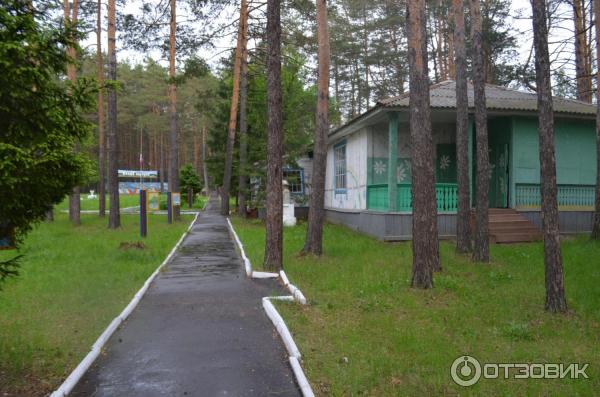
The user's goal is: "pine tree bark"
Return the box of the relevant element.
[453,0,471,253]
[593,0,600,239]
[237,22,250,217]
[97,0,106,217]
[222,0,249,215]
[447,15,455,79]
[303,0,330,256]
[264,0,283,271]
[202,124,209,193]
[160,132,165,193]
[107,0,120,228]
[168,0,180,221]
[65,0,80,226]
[573,0,593,103]
[470,0,489,262]
[532,0,568,313]
[407,0,440,288]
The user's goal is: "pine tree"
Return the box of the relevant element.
[470,0,490,263]
[531,0,568,313]
[592,0,600,239]
[97,0,106,218]
[453,0,471,253]
[107,0,120,229]
[303,0,331,256]
[168,0,180,221]
[222,0,249,215]
[64,0,81,226]
[407,0,439,289]
[264,0,284,271]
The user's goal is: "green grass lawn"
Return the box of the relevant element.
[0,213,192,396]
[55,194,140,211]
[232,217,600,396]
[160,193,209,211]
[55,193,208,212]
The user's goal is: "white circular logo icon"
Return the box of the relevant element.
[451,355,482,387]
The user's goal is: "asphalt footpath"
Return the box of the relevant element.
[71,195,300,396]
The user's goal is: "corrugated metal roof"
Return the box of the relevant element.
[378,80,596,115]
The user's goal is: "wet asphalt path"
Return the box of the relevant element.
[71,196,300,397]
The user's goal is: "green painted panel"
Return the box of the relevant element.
[511,117,596,186]
[367,157,412,185]
[367,184,389,211]
[515,183,595,209]
[366,183,458,212]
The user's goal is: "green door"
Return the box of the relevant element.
[436,144,457,183]
[489,142,509,208]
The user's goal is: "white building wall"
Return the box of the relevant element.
[325,128,368,210]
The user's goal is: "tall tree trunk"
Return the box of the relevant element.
[361,9,370,109]
[160,132,165,192]
[407,0,439,289]
[222,0,249,215]
[447,17,455,79]
[303,0,330,256]
[168,0,180,221]
[532,0,568,313]
[97,0,106,217]
[193,125,200,176]
[202,124,209,193]
[593,0,600,239]
[334,58,340,116]
[264,0,283,271]
[65,0,80,226]
[573,0,593,102]
[107,0,120,228]
[436,14,445,80]
[237,15,250,217]
[454,0,471,253]
[470,0,489,262]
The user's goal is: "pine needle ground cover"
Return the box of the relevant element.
[0,213,192,396]
[232,217,600,396]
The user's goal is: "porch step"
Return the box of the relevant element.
[471,209,542,244]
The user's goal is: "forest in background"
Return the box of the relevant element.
[69,0,598,197]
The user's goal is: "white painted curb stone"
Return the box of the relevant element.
[226,218,315,397]
[262,297,301,359]
[226,217,253,277]
[290,356,315,397]
[252,271,279,279]
[50,213,199,397]
[280,271,307,305]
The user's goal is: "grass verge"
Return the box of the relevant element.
[55,194,140,211]
[0,213,192,396]
[231,217,600,396]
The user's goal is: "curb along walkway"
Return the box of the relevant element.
[72,196,300,396]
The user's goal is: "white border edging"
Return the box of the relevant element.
[227,217,314,397]
[262,297,301,359]
[290,356,315,397]
[50,213,199,397]
[226,217,253,277]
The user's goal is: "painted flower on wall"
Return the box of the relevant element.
[374,160,387,175]
[397,163,408,182]
[439,154,451,170]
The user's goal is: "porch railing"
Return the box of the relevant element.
[515,183,596,209]
[367,183,458,212]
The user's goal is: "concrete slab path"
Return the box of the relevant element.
[71,196,300,396]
